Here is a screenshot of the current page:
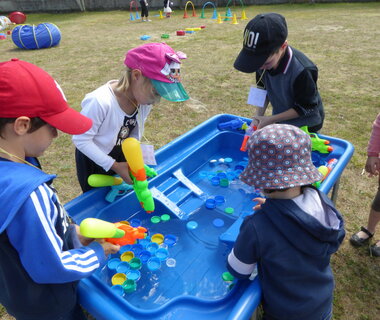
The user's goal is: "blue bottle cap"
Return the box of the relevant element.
[111,284,125,296]
[126,269,141,281]
[107,258,121,271]
[146,242,159,254]
[130,218,141,227]
[147,257,161,271]
[211,176,220,186]
[155,248,169,261]
[214,195,225,205]
[205,198,216,209]
[213,218,225,228]
[186,221,198,230]
[116,261,131,274]
[164,234,177,247]
[139,250,151,263]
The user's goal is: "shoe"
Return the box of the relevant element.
[147,19,151,21]
[349,226,374,247]
[369,241,380,257]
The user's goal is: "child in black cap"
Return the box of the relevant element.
[234,13,325,132]
[227,124,345,320]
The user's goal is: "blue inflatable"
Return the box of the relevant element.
[12,23,61,49]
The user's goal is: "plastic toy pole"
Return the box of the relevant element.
[122,137,155,213]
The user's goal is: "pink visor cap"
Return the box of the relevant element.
[124,42,189,102]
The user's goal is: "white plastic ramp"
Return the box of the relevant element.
[151,187,186,219]
[173,169,204,196]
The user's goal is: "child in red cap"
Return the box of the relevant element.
[72,42,189,192]
[227,124,345,320]
[0,59,120,320]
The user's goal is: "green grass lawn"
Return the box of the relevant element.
[0,2,379,319]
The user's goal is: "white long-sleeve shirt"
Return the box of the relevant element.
[72,80,152,171]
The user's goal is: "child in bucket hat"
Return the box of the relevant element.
[73,42,189,192]
[240,123,323,189]
[227,124,345,320]
[0,59,120,320]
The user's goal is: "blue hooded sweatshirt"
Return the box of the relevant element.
[227,187,345,320]
[0,160,106,319]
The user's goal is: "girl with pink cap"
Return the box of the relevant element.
[73,42,189,192]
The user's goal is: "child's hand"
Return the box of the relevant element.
[253,116,274,129]
[111,161,133,184]
[253,197,266,211]
[96,239,120,256]
[365,156,380,177]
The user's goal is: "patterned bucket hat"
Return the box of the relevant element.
[240,124,323,189]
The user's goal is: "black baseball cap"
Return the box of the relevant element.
[234,13,288,73]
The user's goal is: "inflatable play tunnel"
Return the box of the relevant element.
[12,23,61,49]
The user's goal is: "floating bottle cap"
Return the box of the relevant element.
[122,279,137,293]
[151,216,161,224]
[213,218,224,228]
[146,242,159,254]
[214,195,225,205]
[138,237,151,248]
[151,233,164,244]
[209,159,218,167]
[225,207,234,214]
[224,157,233,163]
[112,273,127,286]
[220,178,229,187]
[211,176,220,186]
[111,284,125,296]
[116,261,131,274]
[166,258,176,268]
[121,251,134,262]
[205,198,216,209]
[164,234,177,247]
[129,257,142,270]
[126,269,141,281]
[161,214,171,222]
[107,258,121,271]
[119,244,132,254]
[130,218,141,227]
[217,172,227,179]
[155,247,169,261]
[139,250,151,263]
[222,271,235,282]
[147,257,161,271]
[131,243,144,256]
[186,221,198,230]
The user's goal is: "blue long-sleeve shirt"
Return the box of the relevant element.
[227,188,345,320]
[0,159,106,318]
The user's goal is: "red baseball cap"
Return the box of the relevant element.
[0,59,92,134]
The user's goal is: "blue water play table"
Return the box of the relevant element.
[65,114,354,320]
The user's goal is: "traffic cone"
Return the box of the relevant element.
[241,9,248,20]
[217,13,223,24]
[130,12,135,21]
[159,10,164,19]
[232,13,238,24]
[201,10,205,19]
[211,8,217,19]
[183,10,189,18]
